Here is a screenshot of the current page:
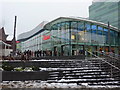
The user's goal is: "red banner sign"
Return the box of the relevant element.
[43,35,50,40]
[16,41,20,43]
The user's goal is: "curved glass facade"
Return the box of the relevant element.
[17,17,120,56]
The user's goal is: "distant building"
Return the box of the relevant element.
[0,27,12,57]
[89,0,120,30]
[0,27,8,42]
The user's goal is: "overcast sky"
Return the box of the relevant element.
[1,0,93,40]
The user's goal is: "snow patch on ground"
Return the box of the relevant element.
[2,81,79,88]
[2,81,120,88]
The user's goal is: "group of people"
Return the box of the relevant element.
[17,50,52,60]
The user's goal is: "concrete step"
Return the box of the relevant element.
[48,76,111,80]
[47,79,120,85]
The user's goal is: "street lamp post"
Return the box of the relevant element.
[108,21,111,52]
[12,16,17,56]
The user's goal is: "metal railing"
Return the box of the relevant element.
[96,51,120,69]
[97,51,120,60]
[86,50,120,79]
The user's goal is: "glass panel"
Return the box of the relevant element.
[103,28,108,44]
[91,25,97,34]
[78,22,84,31]
[110,30,115,45]
[57,23,61,30]
[91,25,97,44]
[71,22,78,43]
[114,31,118,45]
[84,23,91,44]
[98,26,103,35]
[85,23,91,31]
[97,26,104,44]
[71,22,77,29]
[77,22,85,43]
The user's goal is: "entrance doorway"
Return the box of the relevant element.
[61,45,64,56]
[54,46,57,56]
[72,44,85,55]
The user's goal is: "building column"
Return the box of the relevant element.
[69,21,72,56]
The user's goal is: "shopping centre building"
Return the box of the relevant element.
[17,17,120,56]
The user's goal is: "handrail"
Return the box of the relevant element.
[86,51,120,71]
[96,51,120,61]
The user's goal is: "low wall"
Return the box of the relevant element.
[2,71,49,81]
[2,61,41,68]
